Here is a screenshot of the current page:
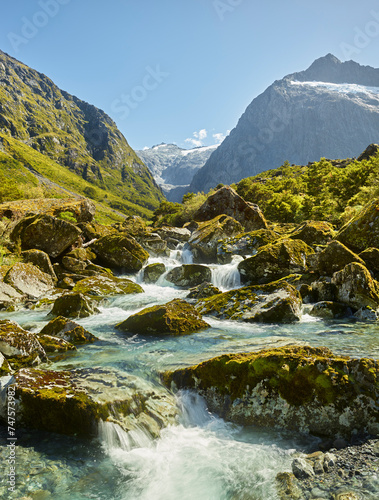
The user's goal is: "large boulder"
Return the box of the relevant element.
[217,229,279,264]
[309,301,352,319]
[0,281,24,310]
[116,298,210,335]
[0,367,179,438]
[289,221,335,247]
[156,226,191,242]
[193,186,268,231]
[50,293,100,319]
[163,345,379,438]
[165,264,212,288]
[189,215,243,263]
[40,316,98,344]
[0,320,47,369]
[331,262,379,310]
[10,213,82,258]
[336,197,379,252]
[91,234,149,272]
[4,263,55,299]
[21,249,57,280]
[142,263,166,284]
[238,238,314,285]
[312,241,365,276]
[359,247,379,278]
[196,281,303,323]
[72,275,144,296]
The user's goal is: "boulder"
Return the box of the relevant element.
[331,262,379,310]
[91,234,149,272]
[37,335,77,353]
[359,247,379,277]
[193,186,268,231]
[21,249,57,280]
[275,472,303,500]
[196,281,302,323]
[238,238,314,285]
[116,298,210,335]
[0,367,178,438]
[72,275,144,296]
[165,264,212,288]
[163,345,379,438]
[4,263,55,299]
[0,281,24,310]
[0,319,47,369]
[187,282,221,300]
[336,197,379,252]
[310,279,337,302]
[50,293,100,319]
[189,215,243,263]
[142,263,166,284]
[309,301,352,319]
[354,306,379,321]
[311,241,364,276]
[61,247,93,273]
[10,213,82,258]
[120,215,150,237]
[289,221,335,247]
[40,316,98,344]
[138,234,168,257]
[156,226,191,242]
[217,229,279,264]
[78,221,115,241]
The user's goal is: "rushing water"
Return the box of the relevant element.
[1,246,379,499]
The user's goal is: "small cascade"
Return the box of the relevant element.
[98,420,154,452]
[180,243,193,264]
[211,255,243,291]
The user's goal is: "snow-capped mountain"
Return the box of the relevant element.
[189,54,379,193]
[136,143,217,201]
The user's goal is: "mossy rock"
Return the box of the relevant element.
[156,226,191,242]
[0,319,47,369]
[187,282,221,300]
[72,275,143,296]
[4,262,55,299]
[0,352,11,376]
[21,249,57,280]
[120,215,150,237]
[275,472,303,500]
[0,280,24,310]
[116,298,210,336]
[91,234,149,272]
[50,293,100,319]
[166,264,212,288]
[189,214,244,263]
[310,279,337,303]
[40,316,98,344]
[238,238,314,285]
[312,241,365,276]
[359,247,379,277]
[289,220,336,247]
[79,221,116,241]
[142,263,166,284]
[163,345,379,438]
[10,213,82,258]
[309,301,352,319]
[196,281,302,323]
[37,334,77,353]
[332,262,379,310]
[217,228,279,264]
[336,197,379,252]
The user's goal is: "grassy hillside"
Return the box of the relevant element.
[0,50,164,217]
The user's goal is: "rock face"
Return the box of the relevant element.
[193,186,268,231]
[165,264,212,288]
[142,263,166,284]
[50,293,100,319]
[331,262,379,310]
[116,299,210,335]
[163,345,379,438]
[4,263,55,299]
[91,234,149,272]
[188,215,243,263]
[72,275,144,296]
[189,54,379,193]
[10,214,82,258]
[238,238,314,284]
[40,316,98,344]
[0,367,178,438]
[312,241,365,276]
[0,320,47,369]
[196,282,303,323]
[337,197,379,252]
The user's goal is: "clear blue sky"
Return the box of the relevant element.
[1,0,379,150]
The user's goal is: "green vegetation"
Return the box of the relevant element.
[152,191,211,226]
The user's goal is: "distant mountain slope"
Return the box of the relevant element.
[0,49,164,215]
[137,143,217,201]
[190,54,379,193]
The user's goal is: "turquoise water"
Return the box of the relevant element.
[0,250,378,499]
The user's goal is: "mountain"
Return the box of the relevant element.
[136,143,217,201]
[189,54,379,193]
[0,50,164,218]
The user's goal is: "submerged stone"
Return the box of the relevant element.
[116,298,210,335]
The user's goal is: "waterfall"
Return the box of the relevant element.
[211,255,243,291]
[98,420,154,452]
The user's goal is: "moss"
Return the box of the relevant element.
[40,316,98,344]
[91,234,149,272]
[143,263,166,284]
[36,334,77,353]
[50,293,100,319]
[72,275,144,296]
